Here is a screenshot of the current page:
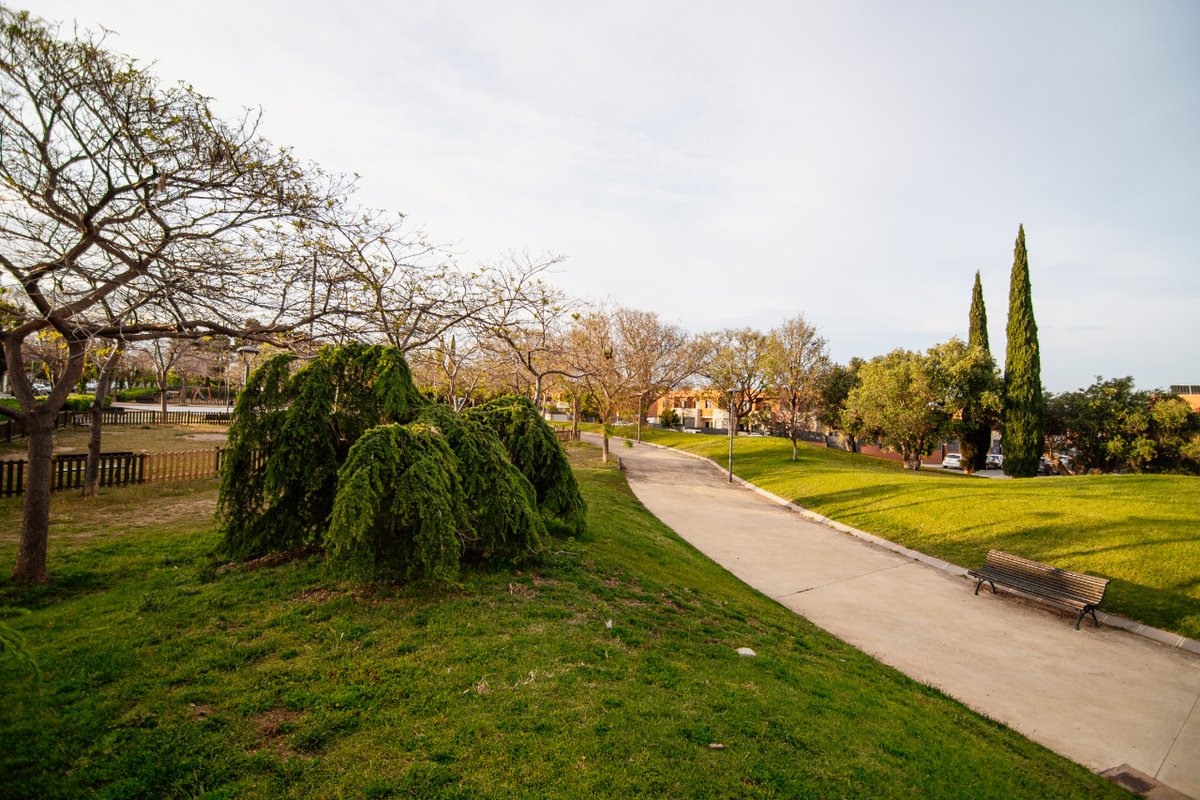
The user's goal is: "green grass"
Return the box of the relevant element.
[624,429,1200,640]
[0,445,1127,799]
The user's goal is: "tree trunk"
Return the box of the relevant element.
[159,376,168,417]
[83,345,124,498]
[601,431,610,464]
[571,395,580,441]
[13,413,54,583]
[791,436,798,461]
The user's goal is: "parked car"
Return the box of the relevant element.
[985,452,1004,470]
[941,453,962,470]
[678,427,699,434]
[1038,457,1055,475]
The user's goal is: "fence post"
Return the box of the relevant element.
[137,452,146,484]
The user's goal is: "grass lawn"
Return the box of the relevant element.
[0,423,229,460]
[619,429,1200,640]
[0,444,1126,799]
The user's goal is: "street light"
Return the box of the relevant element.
[727,387,737,483]
[236,345,260,390]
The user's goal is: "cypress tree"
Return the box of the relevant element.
[1001,225,1045,477]
[959,271,993,472]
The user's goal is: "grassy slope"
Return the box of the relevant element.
[0,447,1126,799]
[622,429,1200,639]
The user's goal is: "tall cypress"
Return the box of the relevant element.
[1001,225,1045,477]
[959,271,992,472]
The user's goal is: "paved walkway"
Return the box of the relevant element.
[588,435,1200,798]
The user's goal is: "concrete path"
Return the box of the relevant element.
[590,435,1200,798]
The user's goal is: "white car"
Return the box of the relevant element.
[985,452,1004,469]
[941,453,962,470]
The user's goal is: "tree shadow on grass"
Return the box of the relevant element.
[0,567,113,610]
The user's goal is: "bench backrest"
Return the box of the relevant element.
[983,549,1109,605]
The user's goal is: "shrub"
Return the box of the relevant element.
[465,394,587,536]
[219,345,565,580]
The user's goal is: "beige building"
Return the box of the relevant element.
[1171,385,1200,412]
[649,389,771,431]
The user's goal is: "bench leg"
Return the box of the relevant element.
[1074,608,1101,630]
[974,578,996,595]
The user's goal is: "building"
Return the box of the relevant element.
[649,389,772,431]
[1170,385,1200,412]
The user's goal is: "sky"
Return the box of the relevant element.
[23,0,1200,392]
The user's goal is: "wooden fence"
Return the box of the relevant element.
[0,409,230,444]
[1,447,229,498]
[73,410,232,426]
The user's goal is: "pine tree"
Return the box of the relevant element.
[1002,225,1045,477]
[959,271,993,472]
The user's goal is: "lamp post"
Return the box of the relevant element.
[727,387,736,483]
[236,345,260,391]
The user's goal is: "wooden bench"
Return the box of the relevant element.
[968,550,1110,630]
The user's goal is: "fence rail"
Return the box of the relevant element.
[1,447,227,498]
[72,410,232,426]
[0,408,230,444]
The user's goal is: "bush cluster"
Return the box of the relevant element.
[218,345,584,581]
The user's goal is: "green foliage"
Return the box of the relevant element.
[113,387,161,402]
[817,359,864,449]
[219,346,558,581]
[415,405,546,563]
[466,394,587,536]
[658,407,680,429]
[1002,225,1045,477]
[218,344,429,560]
[1,394,110,412]
[326,424,467,582]
[1045,377,1200,474]
[844,349,947,469]
[959,271,995,472]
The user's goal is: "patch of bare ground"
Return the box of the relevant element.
[216,547,314,575]
[290,587,341,603]
[250,708,303,758]
[183,433,227,442]
[188,703,216,720]
[89,496,218,531]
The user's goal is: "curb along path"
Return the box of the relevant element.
[583,434,1200,799]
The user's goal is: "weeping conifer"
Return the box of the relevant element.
[414,404,546,561]
[959,271,993,472]
[1002,225,1045,477]
[218,344,426,558]
[218,344,570,580]
[326,423,467,582]
[465,395,587,536]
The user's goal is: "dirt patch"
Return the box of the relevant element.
[95,496,218,530]
[189,703,216,720]
[250,708,303,758]
[183,433,227,442]
[290,587,341,603]
[216,547,314,575]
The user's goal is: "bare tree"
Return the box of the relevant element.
[82,340,124,497]
[0,10,356,583]
[767,314,830,461]
[570,308,637,463]
[616,308,696,442]
[472,252,583,409]
[698,328,774,434]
